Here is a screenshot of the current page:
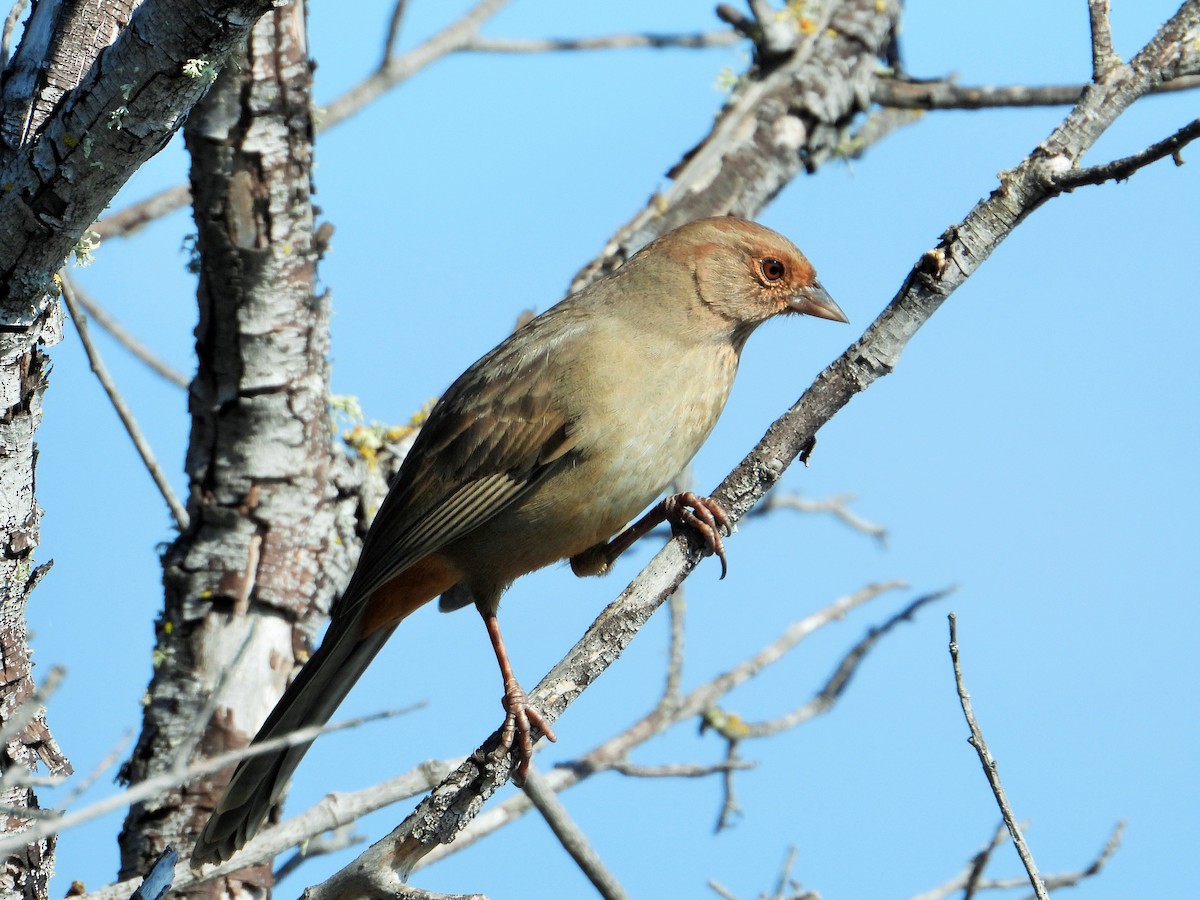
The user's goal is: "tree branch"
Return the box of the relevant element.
[462,31,738,54]
[521,765,629,900]
[1053,116,1200,187]
[59,275,189,529]
[870,73,1200,109]
[948,613,1048,900]
[0,0,276,329]
[64,275,189,387]
[1088,0,1120,81]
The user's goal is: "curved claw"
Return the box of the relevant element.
[495,680,557,786]
[663,491,732,578]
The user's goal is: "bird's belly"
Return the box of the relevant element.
[458,393,726,581]
[445,340,738,593]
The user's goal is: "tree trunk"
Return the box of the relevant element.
[116,4,353,894]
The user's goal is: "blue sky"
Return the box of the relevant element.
[29,1,1198,897]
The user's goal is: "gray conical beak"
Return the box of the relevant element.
[789,280,848,323]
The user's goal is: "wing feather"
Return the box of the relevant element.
[336,310,588,616]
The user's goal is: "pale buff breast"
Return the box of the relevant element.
[450,336,740,584]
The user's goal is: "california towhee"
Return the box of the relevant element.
[191,216,846,865]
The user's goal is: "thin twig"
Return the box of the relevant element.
[380,0,410,67]
[65,274,188,388]
[609,759,755,778]
[744,589,948,737]
[871,73,1200,109]
[463,31,738,53]
[322,0,511,133]
[0,704,424,855]
[772,846,799,900]
[95,14,740,241]
[91,183,191,240]
[1054,117,1200,187]
[962,822,1008,900]
[522,765,629,900]
[60,275,190,529]
[661,589,686,707]
[0,0,28,70]
[274,825,364,883]
[910,820,1125,900]
[713,740,742,833]
[52,731,132,811]
[948,613,1049,900]
[753,491,887,544]
[412,583,911,872]
[707,880,739,900]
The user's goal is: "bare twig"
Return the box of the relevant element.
[1088,0,1120,81]
[274,825,364,883]
[91,183,191,240]
[744,589,948,737]
[66,275,188,387]
[0,704,424,855]
[609,759,755,778]
[708,845,818,900]
[411,583,911,873]
[322,0,508,132]
[53,731,132,811]
[962,822,1008,900]
[662,589,687,706]
[911,820,1125,900]
[754,491,887,544]
[1053,117,1200,187]
[713,740,742,832]
[522,765,629,900]
[60,275,190,530]
[948,613,1048,900]
[772,846,800,899]
[0,0,28,71]
[76,757,466,899]
[871,73,1200,109]
[381,0,411,66]
[463,30,738,53]
[97,14,741,242]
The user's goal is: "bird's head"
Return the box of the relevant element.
[651,216,847,344]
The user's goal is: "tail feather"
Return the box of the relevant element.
[191,618,395,866]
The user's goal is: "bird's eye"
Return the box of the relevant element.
[759,257,786,283]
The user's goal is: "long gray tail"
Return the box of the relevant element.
[190,619,395,866]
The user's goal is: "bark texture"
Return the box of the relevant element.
[115,3,354,895]
[0,1,133,896]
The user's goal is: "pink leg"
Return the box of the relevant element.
[482,612,556,785]
[570,491,732,579]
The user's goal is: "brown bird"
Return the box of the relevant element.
[191,216,846,865]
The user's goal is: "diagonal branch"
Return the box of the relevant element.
[65,276,189,387]
[948,613,1048,900]
[59,274,189,529]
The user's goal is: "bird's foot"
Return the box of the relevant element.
[494,679,557,786]
[663,491,732,578]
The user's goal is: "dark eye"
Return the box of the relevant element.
[759,257,786,282]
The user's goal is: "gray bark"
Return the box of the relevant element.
[114,4,358,896]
